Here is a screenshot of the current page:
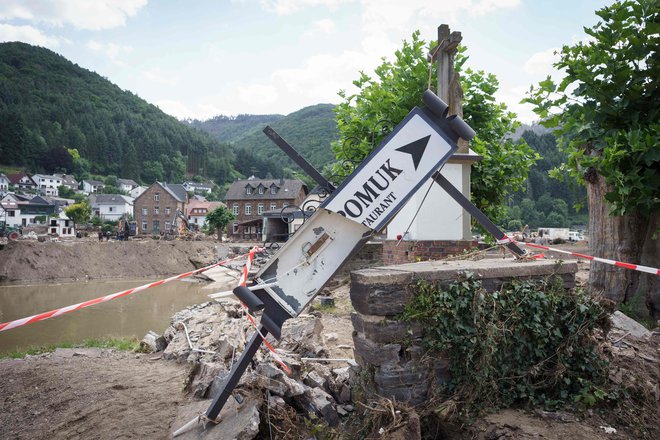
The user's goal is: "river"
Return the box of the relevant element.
[0,277,233,354]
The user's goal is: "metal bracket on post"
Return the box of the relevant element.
[431,171,526,257]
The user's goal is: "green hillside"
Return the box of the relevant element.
[191,103,339,180]
[0,42,236,184]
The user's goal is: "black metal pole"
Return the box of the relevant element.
[205,325,269,421]
[431,171,526,257]
[262,126,335,192]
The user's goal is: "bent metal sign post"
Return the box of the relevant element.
[322,107,456,230]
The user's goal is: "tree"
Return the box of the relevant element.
[332,31,538,226]
[524,0,658,317]
[57,185,76,199]
[205,205,235,240]
[65,202,91,228]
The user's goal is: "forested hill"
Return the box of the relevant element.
[190,104,338,179]
[0,42,236,184]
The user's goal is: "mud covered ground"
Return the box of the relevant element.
[0,241,657,439]
[0,239,220,283]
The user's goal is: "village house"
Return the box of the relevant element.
[82,179,105,194]
[130,185,147,198]
[31,174,62,196]
[117,178,139,193]
[42,196,76,213]
[54,174,78,191]
[0,200,20,228]
[89,194,134,221]
[48,212,75,237]
[183,181,213,195]
[16,196,57,227]
[8,172,37,191]
[186,200,225,230]
[224,177,307,241]
[0,173,9,192]
[134,182,187,236]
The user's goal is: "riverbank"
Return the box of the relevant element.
[0,239,221,284]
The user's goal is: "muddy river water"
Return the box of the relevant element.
[0,278,232,354]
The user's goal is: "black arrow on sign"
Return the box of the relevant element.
[395,135,431,171]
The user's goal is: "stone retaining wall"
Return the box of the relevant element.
[382,239,477,265]
[349,258,578,404]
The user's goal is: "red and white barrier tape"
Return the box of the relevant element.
[498,236,659,276]
[236,246,292,375]
[0,253,251,333]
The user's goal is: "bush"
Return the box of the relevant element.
[404,274,609,416]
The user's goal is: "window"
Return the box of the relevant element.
[8,211,15,217]
[165,221,171,230]
[245,204,251,215]
[109,207,114,212]
[270,203,277,211]
[246,186,252,195]
[154,207,159,215]
[270,186,277,194]
[142,208,148,216]
[152,220,160,233]
[232,203,239,215]
[232,223,238,233]
[165,207,171,215]
[282,203,289,208]
[258,186,264,194]
[142,221,148,231]
[154,193,160,201]
[258,203,264,214]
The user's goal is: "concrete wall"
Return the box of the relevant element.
[349,258,578,404]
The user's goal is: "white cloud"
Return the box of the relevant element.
[261,0,353,15]
[312,18,335,34]
[496,85,538,124]
[156,99,229,121]
[237,84,280,107]
[0,0,148,30]
[0,23,61,47]
[142,68,178,86]
[86,40,133,63]
[523,48,559,76]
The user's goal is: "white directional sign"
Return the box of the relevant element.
[322,107,457,231]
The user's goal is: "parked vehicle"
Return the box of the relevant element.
[568,231,584,242]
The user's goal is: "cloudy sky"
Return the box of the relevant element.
[0,0,610,122]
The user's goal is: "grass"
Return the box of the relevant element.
[1,336,141,359]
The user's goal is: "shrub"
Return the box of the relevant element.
[404,274,609,415]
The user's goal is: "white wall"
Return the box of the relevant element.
[386,162,471,241]
[98,203,133,221]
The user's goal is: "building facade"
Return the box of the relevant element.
[32,174,63,196]
[134,182,187,235]
[224,178,307,241]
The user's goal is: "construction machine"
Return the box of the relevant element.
[164,209,197,240]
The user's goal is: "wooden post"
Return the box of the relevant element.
[430,24,467,153]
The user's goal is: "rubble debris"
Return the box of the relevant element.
[140,330,167,353]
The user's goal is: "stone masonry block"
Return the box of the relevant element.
[352,333,401,367]
[351,312,423,344]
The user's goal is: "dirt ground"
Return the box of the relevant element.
[0,238,220,283]
[0,348,190,439]
[0,240,657,439]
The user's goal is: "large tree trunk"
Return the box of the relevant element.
[587,172,659,319]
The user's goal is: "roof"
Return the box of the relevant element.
[161,182,187,203]
[187,200,225,215]
[83,179,105,186]
[224,178,307,201]
[184,181,213,189]
[54,173,78,184]
[91,194,133,205]
[32,174,61,180]
[7,173,35,185]
[117,178,138,187]
[0,173,7,179]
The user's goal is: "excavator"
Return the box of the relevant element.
[163,209,197,240]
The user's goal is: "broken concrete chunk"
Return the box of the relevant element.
[140,330,167,353]
[610,311,652,339]
[300,387,340,427]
